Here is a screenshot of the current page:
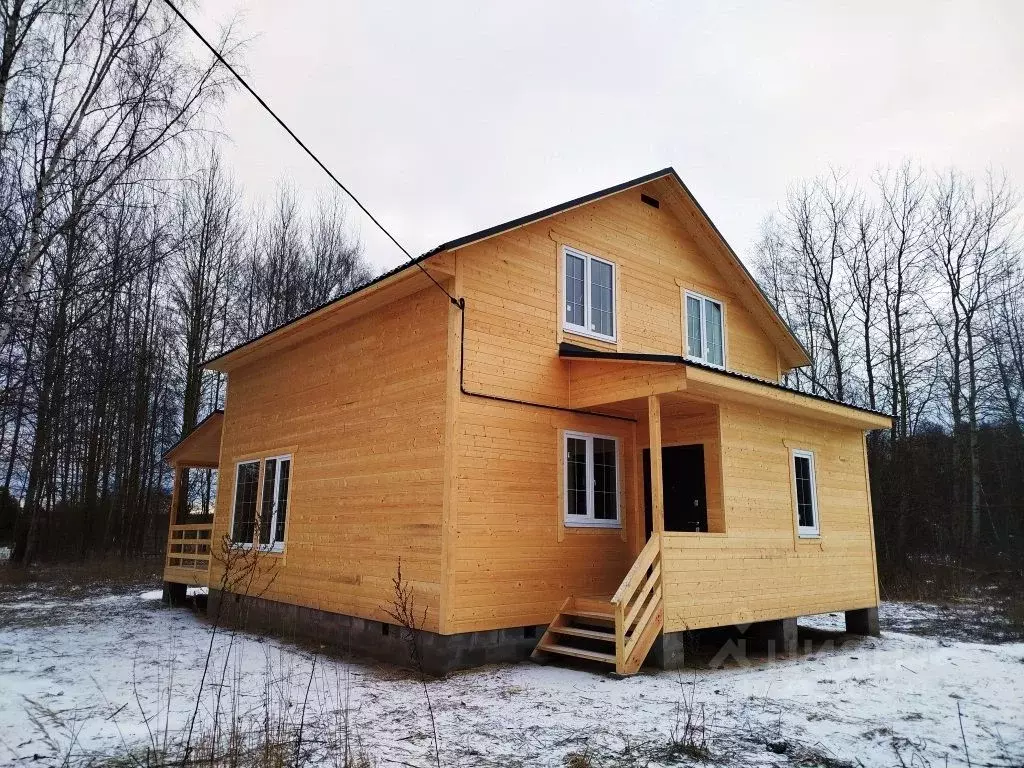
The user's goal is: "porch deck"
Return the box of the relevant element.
[164,522,213,587]
[162,411,223,590]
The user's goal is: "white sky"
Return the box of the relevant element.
[193,1,1024,275]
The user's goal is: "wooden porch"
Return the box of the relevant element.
[161,411,224,589]
[532,532,664,675]
[533,388,673,675]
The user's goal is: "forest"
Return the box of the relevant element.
[755,166,1023,584]
[0,0,370,563]
[1,1,1021,589]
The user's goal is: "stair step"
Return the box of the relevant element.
[549,625,616,642]
[564,609,615,623]
[574,595,614,613]
[537,642,616,664]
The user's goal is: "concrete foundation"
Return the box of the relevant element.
[745,617,799,656]
[206,589,545,676]
[162,581,187,606]
[845,606,880,636]
[649,630,687,669]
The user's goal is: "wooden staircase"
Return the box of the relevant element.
[532,533,664,676]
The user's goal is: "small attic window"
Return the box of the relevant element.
[640,193,660,209]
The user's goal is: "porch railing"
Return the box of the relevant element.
[165,522,213,584]
[610,532,665,675]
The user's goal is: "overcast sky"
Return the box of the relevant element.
[193,1,1024,275]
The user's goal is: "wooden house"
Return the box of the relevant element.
[162,168,890,675]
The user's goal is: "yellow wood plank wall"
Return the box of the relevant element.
[661,401,878,632]
[209,286,449,632]
[446,183,786,632]
[459,184,781,409]
[447,397,635,633]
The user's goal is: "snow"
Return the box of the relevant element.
[1,583,1022,767]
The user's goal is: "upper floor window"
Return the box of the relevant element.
[791,449,820,538]
[230,454,292,551]
[564,431,620,527]
[564,246,616,341]
[685,290,725,367]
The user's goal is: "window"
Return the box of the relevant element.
[684,291,725,367]
[230,461,259,545]
[230,455,292,550]
[563,247,616,341]
[792,449,819,537]
[259,455,291,550]
[564,431,620,527]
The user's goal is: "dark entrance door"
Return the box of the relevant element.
[643,444,708,538]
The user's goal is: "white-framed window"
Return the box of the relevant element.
[229,455,292,551]
[791,449,820,537]
[563,246,616,342]
[564,431,620,527]
[684,290,725,367]
[230,460,260,545]
[259,455,291,551]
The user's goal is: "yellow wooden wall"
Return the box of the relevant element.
[446,182,785,633]
[446,180,877,634]
[458,184,781,409]
[661,401,879,631]
[209,286,449,632]
[446,399,635,633]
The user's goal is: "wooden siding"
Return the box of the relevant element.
[447,397,636,633]
[209,286,449,632]
[458,183,782,414]
[447,181,878,634]
[661,401,878,632]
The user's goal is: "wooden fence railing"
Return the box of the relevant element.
[610,532,665,675]
[164,523,213,585]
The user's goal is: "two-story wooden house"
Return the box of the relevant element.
[162,168,890,675]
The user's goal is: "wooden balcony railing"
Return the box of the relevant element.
[610,532,665,675]
[164,522,213,586]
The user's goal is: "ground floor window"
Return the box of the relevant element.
[564,431,620,527]
[230,455,292,550]
[792,449,819,537]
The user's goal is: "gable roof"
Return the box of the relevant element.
[204,168,810,371]
[163,410,224,467]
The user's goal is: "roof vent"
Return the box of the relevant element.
[640,193,660,209]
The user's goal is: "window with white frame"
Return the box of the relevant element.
[230,455,292,550]
[230,461,260,545]
[684,291,725,367]
[564,246,616,341]
[259,455,291,550]
[564,431,620,527]
[792,449,819,537]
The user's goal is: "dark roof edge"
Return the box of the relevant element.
[200,254,436,368]
[662,170,812,366]
[422,168,677,256]
[201,169,675,370]
[558,343,888,421]
[203,165,810,370]
[162,409,225,462]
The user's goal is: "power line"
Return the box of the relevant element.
[161,0,459,306]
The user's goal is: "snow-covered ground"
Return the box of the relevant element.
[0,581,1022,767]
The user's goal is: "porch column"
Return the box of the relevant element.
[168,464,182,526]
[648,394,664,533]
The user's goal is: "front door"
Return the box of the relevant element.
[643,444,709,538]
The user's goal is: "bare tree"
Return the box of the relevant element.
[929,169,1017,554]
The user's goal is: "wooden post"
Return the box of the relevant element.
[165,463,181,573]
[648,395,664,533]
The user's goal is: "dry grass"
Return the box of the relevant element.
[0,555,162,592]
